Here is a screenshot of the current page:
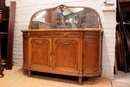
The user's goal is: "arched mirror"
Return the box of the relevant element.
[29,5,102,29]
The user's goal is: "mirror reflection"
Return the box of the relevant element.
[30,6,100,29]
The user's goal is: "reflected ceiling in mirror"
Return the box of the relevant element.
[29,5,101,29]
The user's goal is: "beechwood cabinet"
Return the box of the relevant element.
[21,5,103,83]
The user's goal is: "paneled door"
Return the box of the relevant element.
[29,38,52,70]
[53,38,80,75]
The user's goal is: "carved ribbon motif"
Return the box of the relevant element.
[35,39,46,44]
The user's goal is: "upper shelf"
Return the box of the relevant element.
[119,0,130,2]
[29,5,102,30]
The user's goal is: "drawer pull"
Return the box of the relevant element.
[64,34,69,37]
[38,34,43,37]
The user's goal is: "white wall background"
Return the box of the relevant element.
[5,0,116,79]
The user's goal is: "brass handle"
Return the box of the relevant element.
[50,52,53,55]
[38,34,43,37]
[50,52,55,55]
[64,34,68,37]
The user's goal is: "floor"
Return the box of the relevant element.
[112,71,130,87]
[0,66,112,87]
[1,66,130,87]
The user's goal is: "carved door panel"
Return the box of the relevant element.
[83,38,101,76]
[53,38,80,72]
[29,38,52,69]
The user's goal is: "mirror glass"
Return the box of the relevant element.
[30,6,100,29]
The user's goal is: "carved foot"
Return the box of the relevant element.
[2,73,4,77]
[0,72,4,77]
[99,74,101,77]
[78,77,82,84]
[0,66,4,77]
[28,70,31,77]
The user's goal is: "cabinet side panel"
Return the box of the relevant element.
[23,37,28,68]
[83,38,101,76]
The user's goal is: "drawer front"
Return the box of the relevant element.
[30,32,51,37]
[83,31,101,38]
[53,32,81,38]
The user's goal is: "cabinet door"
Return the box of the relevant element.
[53,38,80,74]
[29,38,52,70]
[83,37,102,76]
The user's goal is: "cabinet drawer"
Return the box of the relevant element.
[30,32,51,37]
[53,32,81,38]
[83,31,100,38]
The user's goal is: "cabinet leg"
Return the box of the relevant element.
[99,74,101,77]
[2,73,4,77]
[28,70,31,77]
[0,66,4,77]
[0,71,4,77]
[78,77,82,84]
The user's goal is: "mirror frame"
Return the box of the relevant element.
[28,5,102,30]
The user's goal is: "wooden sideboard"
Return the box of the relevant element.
[22,5,103,83]
[22,29,103,83]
